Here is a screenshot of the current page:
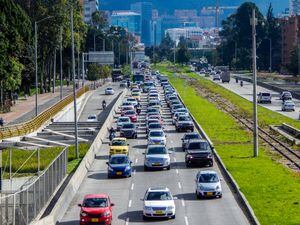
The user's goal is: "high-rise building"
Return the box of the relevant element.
[131,2,153,46]
[110,11,141,37]
[290,0,300,15]
[84,0,100,24]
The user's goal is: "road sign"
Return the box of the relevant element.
[87,51,114,65]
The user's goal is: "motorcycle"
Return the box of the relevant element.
[102,102,107,110]
[240,80,243,87]
[109,131,115,141]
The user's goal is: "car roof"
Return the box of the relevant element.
[84,194,109,199]
[184,132,200,137]
[112,137,127,141]
[188,139,208,143]
[149,129,163,133]
[147,187,170,192]
[198,170,218,175]
[110,154,128,158]
[118,116,130,120]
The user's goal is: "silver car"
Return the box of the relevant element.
[282,100,295,111]
[148,129,166,145]
[144,145,171,170]
[105,87,114,95]
[195,170,222,199]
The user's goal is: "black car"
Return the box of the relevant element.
[185,140,213,167]
[175,115,194,132]
[181,133,202,150]
[120,123,137,139]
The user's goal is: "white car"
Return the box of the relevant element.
[86,114,97,122]
[213,74,221,81]
[116,117,131,131]
[143,187,176,220]
[105,87,114,95]
[195,170,222,199]
[282,100,295,111]
[126,98,138,107]
[148,129,166,145]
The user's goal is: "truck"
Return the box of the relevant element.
[133,72,144,83]
[111,69,123,82]
[221,71,230,83]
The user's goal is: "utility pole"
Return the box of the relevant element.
[94,34,96,51]
[77,50,80,88]
[60,27,63,100]
[70,6,79,159]
[82,53,85,87]
[173,41,176,76]
[269,38,272,73]
[251,8,258,157]
[53,49,56,93]
[235,42,237,72]
[216,0,220,29]
[35,21,38,116]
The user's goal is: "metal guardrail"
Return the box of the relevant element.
[0,86,89,140]
[0,146,68,225]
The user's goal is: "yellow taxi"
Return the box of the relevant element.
[132,92,141,101]
[109,138,129,156]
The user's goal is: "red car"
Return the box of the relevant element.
[78,194,114,225]
[124,110,137,122]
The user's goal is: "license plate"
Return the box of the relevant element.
[206,192,213,196]
[155,210,164,215]
[116,172,122,175]
[91,218,99,222]
[153,163,161,166]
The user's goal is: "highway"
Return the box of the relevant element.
[59,81,250,225]
[201,73,300,120]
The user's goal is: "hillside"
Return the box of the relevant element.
[100,0,288,15]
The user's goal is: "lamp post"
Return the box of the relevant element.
[35,16,54,116]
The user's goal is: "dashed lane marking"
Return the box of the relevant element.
[178,182,182,189]
[135,158,138,164]
[176,169,179,174]
[125,217,129,225]
[131,183,134,190]
[181,199,185,207]
[184,216,189,225]
[128,200,132,208]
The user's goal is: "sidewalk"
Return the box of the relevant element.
[0,86,72,125]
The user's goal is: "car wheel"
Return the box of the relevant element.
[167,165,171,170]
[134,134,138,139]
[218,195,223,198]
[209,161,213,167]
[196,191,201,199]
[143,215,148,221]
[144,166,148,171]
[186,162,190,168]
[171,215,176,219]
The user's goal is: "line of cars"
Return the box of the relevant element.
[257,91,296,112]
[78,72,223,224]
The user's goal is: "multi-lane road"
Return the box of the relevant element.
[59,81,250,225]
[201,73,300,120]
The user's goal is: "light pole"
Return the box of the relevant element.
[82,53,85,87]
[269,38,272,73]
[60,27,63,100]
[251,8,258,157]
[35,16,53,116]
[173,41,176,76]
[70,6,79,159]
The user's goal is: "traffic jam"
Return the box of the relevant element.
[78,70,223,225]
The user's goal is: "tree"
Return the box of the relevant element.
[176,36,191,64]
[288,46,299,76]
[87,63,100,81]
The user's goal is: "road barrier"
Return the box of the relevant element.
[0,146,68,225]
[175,87,261,225]
[32,89,127,225]
[0,86,89,140]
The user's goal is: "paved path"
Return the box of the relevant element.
[200,73,300,120]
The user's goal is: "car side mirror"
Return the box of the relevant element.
[78,204,82,207]
[140,198,144,201]
[110,203,115,207]
[109,143,111,146]
[220,178,223,181]
[106,162,109,165]
[142,152,145,155]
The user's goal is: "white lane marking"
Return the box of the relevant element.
[184,216,189,225]
[131,183,135,190]
[133,169,136,175]
[178,182,182,189]
[135,158,138,164]
[176,169,179,174]
[181,199,185,207]
[173,157,177,162]
[128,200,132,208]
[125,217,129,225]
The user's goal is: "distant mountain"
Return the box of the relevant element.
[100,0,289,15]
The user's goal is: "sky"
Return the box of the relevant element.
[100,0,289,15]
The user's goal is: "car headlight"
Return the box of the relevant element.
[207,154,212,158]
[186,154,193,159]
[80,211,88,217]
[167,206,174,211]
[125,165,131,171]
[144,206,152,211]
[216,185,221,191]
[108,166,114,172]
[103,211,111,217]
[198,184,204,190]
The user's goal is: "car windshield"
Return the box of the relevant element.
[188,142,210,150]
[125,111,135,115]
[110,156,128,165]
[178,116,191,121]
[149,131,163,137]
[88,116,96,119]
[122,123,134,129]
[146,191,172,201]
[107,88,112,90]
[112,140,126,146]
[173,105,183,109]
[127,99,135,102]
[149,123,162,129]
[198,173,219,183]
[185,134,200,140]
[82,198,108,208]
[148,109,158,113]
[147,146,167,154]
[261,93,270,96]
[144,82,154,87]
[118,118,129,122]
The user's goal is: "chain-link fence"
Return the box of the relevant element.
[0,147,68,225]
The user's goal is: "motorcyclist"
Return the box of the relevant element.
[102,100,107,109]
[136,102,141,115]
[0,117,4,127]
[109,127,116,141]
[240,80,243,87]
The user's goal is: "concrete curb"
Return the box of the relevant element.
[175,88,260,225]
[31,89,128,225]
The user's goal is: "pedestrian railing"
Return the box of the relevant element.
[0,146,68,225]
[0,86,89,140]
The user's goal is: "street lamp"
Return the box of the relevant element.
[35,16,54,116]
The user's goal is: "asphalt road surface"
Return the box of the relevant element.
[201,73,300,120]
[59,82,250,225]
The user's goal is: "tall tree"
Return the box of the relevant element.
[176,36,191,64]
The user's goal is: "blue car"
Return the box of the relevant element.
[107,154,132,178]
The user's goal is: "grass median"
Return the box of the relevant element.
[157,64,300,225]
[1,143,90,178]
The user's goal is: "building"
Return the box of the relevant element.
[280,16,300,67]
[165,27,203,42]
[84,0,100,24]
[131,2,153,46]
[174,10,198,18]
[110,11,141,37]
[290,0,300,15]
